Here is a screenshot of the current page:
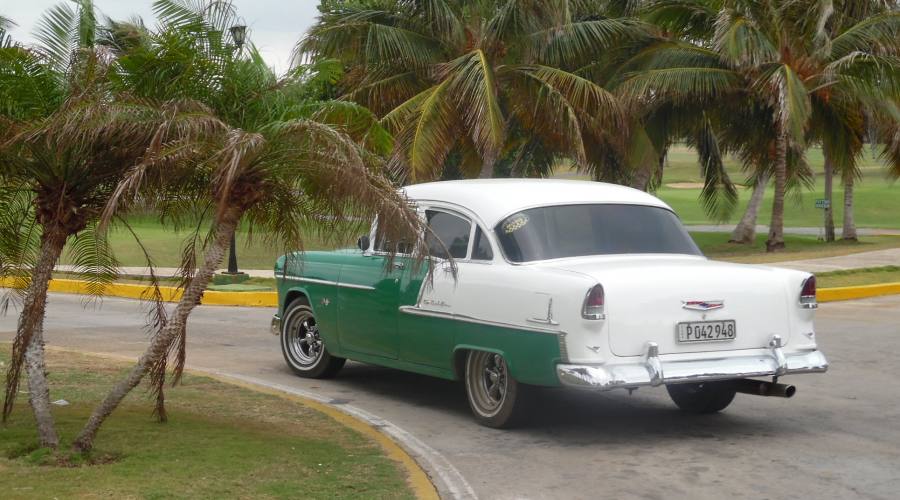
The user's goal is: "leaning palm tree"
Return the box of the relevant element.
[0,1,110,448]
[0,1,224,449]
[300,0,651,182]
[621,0,898,251]
[72,0,423,453]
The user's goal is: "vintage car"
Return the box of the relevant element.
[271,179,828,427]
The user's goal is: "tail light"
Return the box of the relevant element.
[800,276,817,309]
[582,284,606,319]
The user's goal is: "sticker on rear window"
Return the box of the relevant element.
[503,215,529,234]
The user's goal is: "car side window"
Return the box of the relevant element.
[471,226,493,261]
[425,210,471,259]
[374,233,414,254]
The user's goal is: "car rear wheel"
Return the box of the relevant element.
[464,351,527,428]
[666,381,736,414]
[281,302,345,378]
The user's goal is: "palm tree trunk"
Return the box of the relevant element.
[729,172,769,244]
[71,210,241,453]
[823,152,835,242]
[842,175,857,240]
[478,161,494,179]
[766,131,787,252]
[630,162,654,191]
[2,227,67,449]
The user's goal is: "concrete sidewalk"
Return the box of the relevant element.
[767,247,900,273]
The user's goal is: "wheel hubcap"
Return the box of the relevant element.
[470,352,508,415]
[288,314,323,366]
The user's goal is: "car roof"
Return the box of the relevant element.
[402,179,673,227]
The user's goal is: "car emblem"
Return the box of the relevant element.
[682,300,724,311]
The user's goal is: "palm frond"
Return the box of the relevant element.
[403,79,457,181]
[530,18,646,68]
[713,10,779,67]
[443,50,505,167]
[830,12,900,60]
[618,67,740,103]
[758,64,811,145]
[692,116,737,220]
[64,222,118,300]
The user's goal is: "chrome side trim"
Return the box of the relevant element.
[558,333,569,363]
[398,305,562,335]
[284,276,376,291]
[556,349,828,391]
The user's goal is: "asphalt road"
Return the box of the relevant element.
[2,294,899,499]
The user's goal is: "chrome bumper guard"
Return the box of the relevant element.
[270,315,282,336]
[557,336,828,391]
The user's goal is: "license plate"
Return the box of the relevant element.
[677,320,736,342]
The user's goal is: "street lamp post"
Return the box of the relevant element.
[221,24,249,283]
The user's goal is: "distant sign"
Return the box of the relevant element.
[815,199,831,209]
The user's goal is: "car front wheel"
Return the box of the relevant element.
[666,381,736,414]
[280,302,345,378]
[464,351,527,428]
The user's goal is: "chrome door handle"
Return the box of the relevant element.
[393,262,405,270]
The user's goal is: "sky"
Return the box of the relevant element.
[2,0,321,73]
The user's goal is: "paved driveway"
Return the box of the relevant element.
[2,294,898,499]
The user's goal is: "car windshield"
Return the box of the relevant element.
[494,204,702,263]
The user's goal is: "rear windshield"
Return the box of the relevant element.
[495,204,701,263]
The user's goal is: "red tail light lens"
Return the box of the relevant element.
[582,284,606,319]
[800,276,817,308]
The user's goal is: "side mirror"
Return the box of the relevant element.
[357,235,370,251]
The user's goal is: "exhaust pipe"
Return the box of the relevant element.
[732,379,796,398]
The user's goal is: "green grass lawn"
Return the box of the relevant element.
[557,145,900,228]
[0,349,413,499]
[653,145,898,229]
[816,266,900,288]
[59,215,356,270]
[693,233,900,263]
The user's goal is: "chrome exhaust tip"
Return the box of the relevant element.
[733,379,796,398]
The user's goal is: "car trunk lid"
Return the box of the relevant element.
[542,255,792,356]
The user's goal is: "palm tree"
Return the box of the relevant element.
[0,1,223,449]
[72,0,423,453]
[621,0,898,251]
[0,1,108,448]
[299,0,652,182]
[806,2,900,241]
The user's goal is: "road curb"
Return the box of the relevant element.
[4,277,899,307]
[817,282,900,303]
[37,346,446,500]
[1,278,278,307]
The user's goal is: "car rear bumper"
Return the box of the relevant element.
[557,338,828,390]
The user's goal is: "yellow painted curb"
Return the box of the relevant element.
[5,277,900,308]
[1,277,278,308]
[37,345,439,500]
[817,282,900,303]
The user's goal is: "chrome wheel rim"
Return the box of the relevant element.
[287,312,323,367]
[468,352,508,416]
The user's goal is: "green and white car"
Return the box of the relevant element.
[272,179,828,427]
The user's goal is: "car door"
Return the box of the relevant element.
[397,208,476,367]
[336,226,411,360]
